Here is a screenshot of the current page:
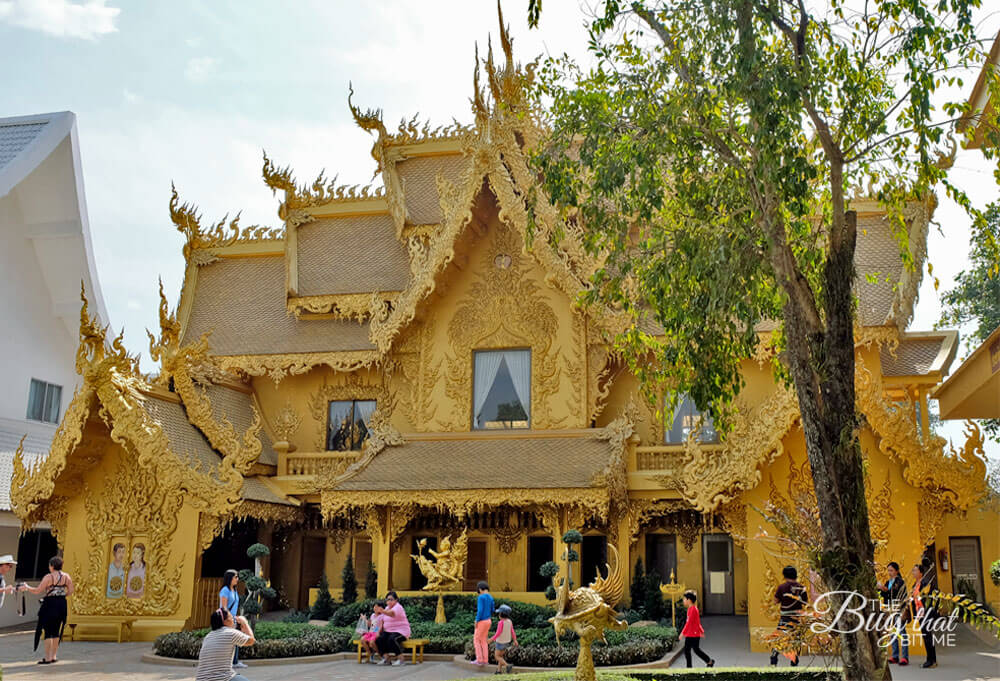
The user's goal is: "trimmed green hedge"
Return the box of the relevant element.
[452,671,839,681]
[327,594,554,628]
[153,622,353,659]
[462,626,677,667]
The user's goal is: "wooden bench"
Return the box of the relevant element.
[65,616,137,643]
[353,638,429,664]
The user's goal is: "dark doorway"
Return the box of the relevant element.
[645,534,678,584]
[299,536,326,608]
[463,539,489,590]
[579,535,608,587]
[526,536,554,591]
[15,529,59,580]
[201,520,257,577]
[411,536,438,590]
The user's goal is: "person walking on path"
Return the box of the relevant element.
[878,561,909,665]
[19,556,73,664]
[219,569,246,669]
[908,562,938,669]
[375,591,410,665]
[680,590,714,668]
[195,607,256,681]
[474,580,495,665]
[769,565,808,666]
[489,603,518,674]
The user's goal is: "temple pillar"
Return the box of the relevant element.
[613,511,632,607]
[375,508,392,597]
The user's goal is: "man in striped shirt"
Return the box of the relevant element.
[196,607,256,681]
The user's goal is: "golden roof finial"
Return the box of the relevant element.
[348,81,387,138]
[262,150,296,196]
[147,278,181,380]
[76,281,106,374]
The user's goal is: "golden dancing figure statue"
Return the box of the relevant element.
[410,529,468,623]
[549,544,628,681]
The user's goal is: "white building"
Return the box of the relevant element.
[0,111,108,627]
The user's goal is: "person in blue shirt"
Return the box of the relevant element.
[219,569,247,669]
[473,580,495,665]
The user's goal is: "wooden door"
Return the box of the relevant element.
[299,536,326,609]
[463,539,488,591]
[950,537,985,604]
[702,534,734,615]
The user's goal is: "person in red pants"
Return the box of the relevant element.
[680,590,715,668]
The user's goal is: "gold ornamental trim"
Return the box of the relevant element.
[288,292,401,321]
[320,488,610,524]
[213,350,380,384]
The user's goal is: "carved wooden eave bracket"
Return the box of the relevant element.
[856,357,987,510]
[678,386,802,514]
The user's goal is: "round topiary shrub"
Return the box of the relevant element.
[991,559,1000,587]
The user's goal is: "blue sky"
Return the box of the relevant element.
[1,0,997,456]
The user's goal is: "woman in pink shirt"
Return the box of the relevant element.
[680,590,715,668]
[374,591,410,665]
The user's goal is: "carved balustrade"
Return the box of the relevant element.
[630,444,725,492]
[279,452,359,477]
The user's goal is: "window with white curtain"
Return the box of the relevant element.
[327,399,377,451]
[473,349,530,429]
[663,394,718,444]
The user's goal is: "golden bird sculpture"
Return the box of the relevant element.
[549,544,628,681]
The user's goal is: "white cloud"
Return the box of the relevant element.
[184,56,218,82]
[0,0,119,40]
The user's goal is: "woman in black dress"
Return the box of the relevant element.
[20,556,74,664]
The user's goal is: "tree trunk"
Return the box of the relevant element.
[778,207,887,681]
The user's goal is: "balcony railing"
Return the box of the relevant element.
[279,452,360,477]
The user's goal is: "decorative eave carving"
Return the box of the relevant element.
[678,387,801,513]
[287,292,400,321]
[11,290,270,529]
[320,488,610,526]
[212,350,381,385]
[857,357,987,510]
[261,150,385,230]
[169,184,283,261]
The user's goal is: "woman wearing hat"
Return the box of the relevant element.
[0,554,17,602]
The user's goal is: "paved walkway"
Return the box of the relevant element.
[0,618,996,680]
[696,615,1000,681]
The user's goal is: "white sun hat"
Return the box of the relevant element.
[0,555,17,564]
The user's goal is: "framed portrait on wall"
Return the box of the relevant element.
[126,540,147,599]
[105,538,128,599]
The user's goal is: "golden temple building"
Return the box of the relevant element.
[10,23,997,651]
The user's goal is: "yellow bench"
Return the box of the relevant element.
[66,616,137,643]
[353,638,429,664]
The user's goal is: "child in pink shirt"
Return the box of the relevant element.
[489,604,518,674]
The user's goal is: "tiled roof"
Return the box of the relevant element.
[0,121,48,170]
[333,434,616,492]
[139,395,290,505]
[856,214,906,327]
[183,256,375,355]
[203,384,277,467]
[880,335,955,377]
[297,215,409,296]
[397,154,468,225]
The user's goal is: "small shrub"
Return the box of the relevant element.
[246,543,271,560]
[990,559,1000,587]
[644,571,665,622]
[329,598,376,626]
[365,561,378,599]
[153,625,354,659]
[281,610,310,623]
[630,558,646,614]
[341,553,358,604]
[310,573,336,621]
